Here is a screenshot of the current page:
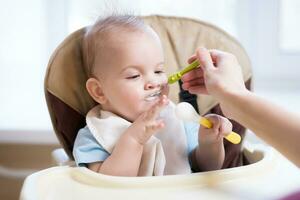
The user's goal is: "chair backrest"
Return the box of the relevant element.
[45,15,252,167]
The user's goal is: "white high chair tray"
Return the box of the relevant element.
[20,143,300,200]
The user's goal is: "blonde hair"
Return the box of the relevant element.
[82,14,147,76]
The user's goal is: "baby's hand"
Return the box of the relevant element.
[125,95,169,145]
[199,114,233,144]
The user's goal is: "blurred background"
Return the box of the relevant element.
[1,0,300,199]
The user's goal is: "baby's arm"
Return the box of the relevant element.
[89,96,168,176]
[191,114,232,171]
[89,131,144,176]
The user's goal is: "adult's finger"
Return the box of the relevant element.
[196,47,215,71]
[182,77,205,88]
[187,54,197,64]
[181,76,206,93]
[181,67,204,82]
[187,86,209,95]
[209,49,234,66]
[208,49,222,62]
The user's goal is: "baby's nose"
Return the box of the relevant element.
[144,81,160,90]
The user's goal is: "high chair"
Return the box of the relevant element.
[45,15,253,167]
[20,15,300,200]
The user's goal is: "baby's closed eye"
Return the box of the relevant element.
[155,70,165,74]
[126,74,140,79]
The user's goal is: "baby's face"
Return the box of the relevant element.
[94,29,167,121]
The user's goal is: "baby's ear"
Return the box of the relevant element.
[86,78,107,104]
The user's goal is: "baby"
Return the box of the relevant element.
[73,14,232,176]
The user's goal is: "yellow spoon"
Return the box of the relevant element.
[175,102,241,144]
[168,60,200,84]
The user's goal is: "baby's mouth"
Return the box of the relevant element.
[145,90,161,102]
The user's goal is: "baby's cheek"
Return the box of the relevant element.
[121,91,143,109]
[123,91,140,102]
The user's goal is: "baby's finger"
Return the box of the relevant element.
[204,114,221,131]
[145,119,165,136]
[145,95,168,121]
[219,117,233,136]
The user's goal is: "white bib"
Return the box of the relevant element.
[86,102,191,176]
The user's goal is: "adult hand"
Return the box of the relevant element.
[181,47,247,101]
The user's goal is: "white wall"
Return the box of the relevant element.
[0,0,49,130]
[237,0,300,90]
[0,0,70,131]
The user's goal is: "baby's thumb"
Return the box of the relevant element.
[196,47,214,72]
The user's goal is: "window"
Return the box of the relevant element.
[279,0,300,52]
